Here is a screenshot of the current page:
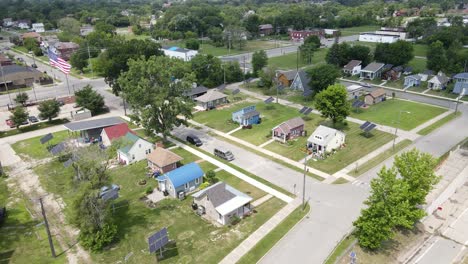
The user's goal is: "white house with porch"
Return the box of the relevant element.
[307,125,346,157]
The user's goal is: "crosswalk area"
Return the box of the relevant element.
[351,180,370,189]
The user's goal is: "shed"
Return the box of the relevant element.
[157,162,204,198]
[272,117,305,143]
[147,147,183,174]
[364,88,387,105]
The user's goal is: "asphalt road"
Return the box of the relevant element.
[413,237,463,264]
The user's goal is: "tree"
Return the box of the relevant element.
[243,14,260,36]
[304,35,321,48]
[38,99,60,122]
[205,170,217,184]
[118,56,194,140]
[70,50,88,72]
[299,40,318,65]
[58,17,81,36]
[348,45,372,66]
[185,38,200,50]
[374,41,414,66]
[191,54,223,87]
[14,92,29,106]
[208,27,224,47]
[23,37,37,51]
[306,64,340,96]
[10,107,28,129]
[75,85,105,115]
[224,26,247,50]
[259,66,277,89]
[326,42,350,66]
[314,84,350,125]
[224,61,243,83]
[427,41,447,73]
[251,50,268,76]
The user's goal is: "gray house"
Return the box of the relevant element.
[404,74,422,87]
[360,62,385,80]
[192,182,253,225]
[290,70,311,91]
[157,162,204,198]
[453,72,468,95]
[427,72,449,90]
[195,89,228,110]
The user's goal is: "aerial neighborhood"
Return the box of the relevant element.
[0,0,468,264]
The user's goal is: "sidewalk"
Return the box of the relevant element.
[410,110,454,134]
[219,198,303,264]
[188,119,331,180]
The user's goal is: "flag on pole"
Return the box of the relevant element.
[47,48,71,75]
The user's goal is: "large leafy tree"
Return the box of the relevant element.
[306,64,340,96]
[251,50,268,76]
[426,40,447,73]
[118,56,195,140]
[374,41,414,66]
[75,85,105,115]
[10,107,28,129]
[23,37,38,51]
[70,50,88,72]
[38,99,60,122]
[224,61,244,83]
[348,45,372,66]
[326,42,349,66]
[14,92,29,106]
[191,54,223,87]
[314,84,350,126]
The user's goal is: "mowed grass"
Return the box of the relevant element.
[408,57,426,73]
[349,99,447,130]
[339,25,380,36]
[216,170,266,200]
[412,44,428,57]
[231,103,304,146]
[164,40,282,57]
[192,101,255,133]
[307,122,395,174]
[12,130,71,160]
[417,112,461,135]
[269,48,328,70]
[0,177,67,264]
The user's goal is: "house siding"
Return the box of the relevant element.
[100,131,112,147]
[148,160,178,174]
[124,139,154,164]
[172,177,202,198]
[194,195,219,223]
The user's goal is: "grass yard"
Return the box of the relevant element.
[417,112,461,135]
[412,44,428,57]
[268,48,328,70]
[339,25,380,37]
[0,86,31,95]
[426,89,459,99]
[216,170,266,200]
[193,101,255,133]
[332,178,349,184]
[231,103,306,146]
[408,57,426,73]
[324,235,356,264]
[0,119,69,139]
[385,79,404,89]
[407,84,428,93]
[349,139,412,177]
[0,176,67,264]
[307,121,395,174]
[349,99,447,130]
[238,204,310,264]
[12,130,71,160]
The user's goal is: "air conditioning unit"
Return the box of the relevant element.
[197,205,205,216]
[178,191,185,200]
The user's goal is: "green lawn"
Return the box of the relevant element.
[0,119,69,139]
[349,139,412,177]
[324,235,356,264]
[216,170,266,200]
[332,178,349,184]
[307,121,395,174]
[406,83,428,93]
[231,103,305,146]
[417,112,461,135]
[238,204,310,264]
[385,79,404,89]
[12,130,71,160]
[0,86,31,95]
[408,57,426,73]
[349,99,447,130]
[426,89,459,99]
[412,44,428,57]
[339,25,380,37]
[0,176,67,264]
[192,101,254,133]
[269,48,328,70]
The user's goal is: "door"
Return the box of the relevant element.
[159,181,166,192]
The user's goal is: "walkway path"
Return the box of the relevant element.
[251,194,273,207]
[258,138,275,148]
[226,126,242,135]
[219,198,302,264]
[410,110,454,134]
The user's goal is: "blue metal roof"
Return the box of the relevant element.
[169,46,178,51]
[157,162,204,188]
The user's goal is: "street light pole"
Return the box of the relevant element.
[302,147,307,210]
[393,110,410,150]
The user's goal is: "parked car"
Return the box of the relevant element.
[5,119,14,128]
[28,116,39,123]
[21,120,29,125]
[214,147,235,161]
[186,135,202,146]
[31,63,37,68]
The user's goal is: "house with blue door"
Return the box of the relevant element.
[156,162,204,198]
[404,74,422,88]
[453,72,468,95]
[232,105,260,126]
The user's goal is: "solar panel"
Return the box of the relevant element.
[303,90,312,97]
[277,84,284,91]
[40,133,53,144]
[299,106,308,114]
[217,84,226,91]
[102,189,119,201]
[63,159,73,168]
[148,227,169,253]
[264,97,274,104]
[360,121,371,130]
[246,77,254,83]
[232,89,240,95]
[303,108,312,115]
[364,123,376,132]
[357,101,365,108]
[50,142,65,155]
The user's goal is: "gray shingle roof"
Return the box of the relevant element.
[361,62,385,73]
[195,89,227,103]
[185,85,208,97]
[242,110,260,119]
[343,60,362,71]
[64,117,124,132]
[297,70,311,91]
[195,182,236,207]
[278,70,297,81]
[453,82,468,95]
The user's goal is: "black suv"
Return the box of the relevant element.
[186,135,202,146]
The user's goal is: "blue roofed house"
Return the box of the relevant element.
[290,70,311,92]
[157,162,204,198]
[453,72,468,95]
[232,105,260,126]
[404,74,422,88]
[117,132,154,165]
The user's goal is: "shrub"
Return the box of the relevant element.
[205,170,217,184]
[145,186,153,194]
[230,215,241,225]
[302,115,312,121]
[199,182,210,190]
[80,224,117,252]
[265,104,275,110]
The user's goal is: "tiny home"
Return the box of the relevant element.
[364,88,386,105]
[100,123,135,147]
[307,125,346,156]
[272,117,305,143]
[343,60,362,76]
[117,133,154,165]
[404,74,422,88]
[157,162,204,198]
[360,62,385,80]
[232,105,260,126]
[147,147,183,174]
[194,89,228,110]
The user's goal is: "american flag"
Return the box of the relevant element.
[47,48,71,74]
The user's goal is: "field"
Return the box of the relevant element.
[408,57,426,73]
[268,48,329,70]
[349,99,447,130]
[339,25,381,37]
[11,130,71,160]
[417,112,461,136]
[192,101,254,133]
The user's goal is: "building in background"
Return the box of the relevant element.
[162,46,198,62]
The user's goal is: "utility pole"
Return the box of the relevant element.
[393,110,410,150]
[87,43,93,78]
[31,51,36,66]
[39,197,56,258]
[302,149,307,210]
[223,63,226,84]
[243,56,246,83]
[0,63,13,105]
[296,48,299,72]
[455,88,465,114]
[31,81,38,102]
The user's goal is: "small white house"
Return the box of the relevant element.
[343,60,362,76]
[346,84,365,100]
[427,72,449,90]
[358,33,399,43]
[117,132,154,165]
[32,23,45,33]
[307,125,346,156]
[162,46,198,62]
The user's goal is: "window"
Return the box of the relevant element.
[185,183,189,189]
[195,178,200,184]
[132,154,135,160]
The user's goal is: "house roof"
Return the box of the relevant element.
[403,66,413,73]
[158,162,204,188]
[22,32,41,39]
[367,88,386,99]
[295,70,311,91]
[307,125,344,146]
[454,72,468,79]
[361,62,385,73]
[102,123,134,141]
[55,42,79,50]
[278,70,297,81]
[422,70,434,75]
[64,117,124,132]
[118,132,142,154]
[147,147,183,167]
[429,73,449,84]
[195,89,227,103]
[242,110,260,119]
[259,24,273,30]
[186,85,208,97]
[453,82,468,95]
[274,117,304,134]
[192,182,253,216]
[405,74,422,81]
[392,66,403,72]
[383,64,393,71]
[346,84,364,92]
[343,60,362,71]
[0,54,11,63]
